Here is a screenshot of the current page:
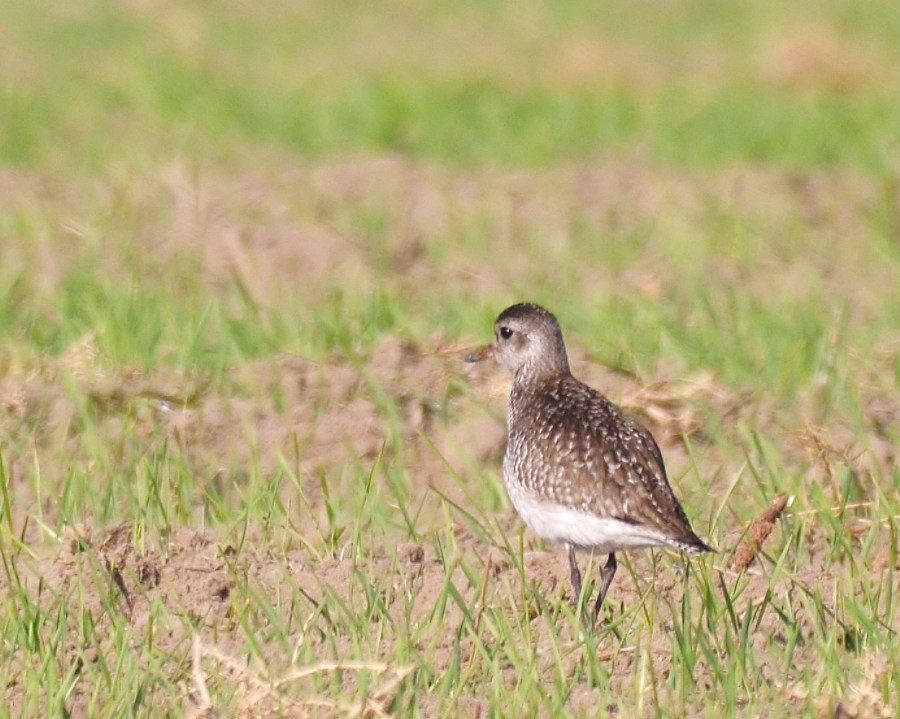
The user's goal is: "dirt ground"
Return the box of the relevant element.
[1,158,898,717]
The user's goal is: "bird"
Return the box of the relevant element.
[466,302,711,621]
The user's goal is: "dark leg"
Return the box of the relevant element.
[592,553,618,622]
[567,543,582,599]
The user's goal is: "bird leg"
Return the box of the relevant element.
[592,553,618,622]
[567,543,582,599]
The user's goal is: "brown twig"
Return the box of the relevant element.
[730,493,791,572]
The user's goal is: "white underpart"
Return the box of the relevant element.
[505,478,671,555]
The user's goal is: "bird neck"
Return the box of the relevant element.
[513,354,570,388]
[511,366,570,402]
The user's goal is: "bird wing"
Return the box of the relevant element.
[530,378,708,551]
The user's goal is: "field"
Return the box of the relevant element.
[1,1,900,717]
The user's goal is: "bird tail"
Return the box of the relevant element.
[681,532,715,554]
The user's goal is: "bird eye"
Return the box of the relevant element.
[499,326,513,340]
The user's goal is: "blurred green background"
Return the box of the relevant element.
[2,0,899,373]
[3,0,900,172]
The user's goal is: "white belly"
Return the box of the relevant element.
[504,475,670,554]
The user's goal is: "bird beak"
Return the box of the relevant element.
[464,344,493,363]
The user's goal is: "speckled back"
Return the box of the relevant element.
[504,373,708,552]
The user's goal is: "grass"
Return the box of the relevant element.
[3,1,900,171]
[1,0,900,717]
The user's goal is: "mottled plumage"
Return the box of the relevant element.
[467,302,711,620]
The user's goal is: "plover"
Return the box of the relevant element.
[467,302,711,620]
